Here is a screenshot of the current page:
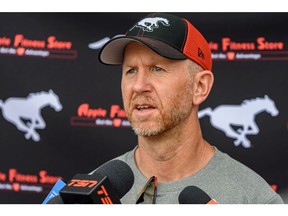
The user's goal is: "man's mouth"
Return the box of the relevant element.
[135,104,156,111]
[131,102,158,120]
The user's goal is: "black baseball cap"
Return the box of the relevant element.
[99,13,212,71]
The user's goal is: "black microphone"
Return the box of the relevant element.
[178,186,218,204]
[46,195,64,204]
[59,159,134,204]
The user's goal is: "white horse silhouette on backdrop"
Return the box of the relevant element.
[0,90,62,142]
[198,95,279,148]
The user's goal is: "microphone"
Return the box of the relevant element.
[42,179,66,204]
[59,159,134,204]
[178,186,218,204]
[46,195,64,204]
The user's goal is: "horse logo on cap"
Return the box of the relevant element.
[0,90,62,142]
[131,17,170,32]
[198,95,279,148]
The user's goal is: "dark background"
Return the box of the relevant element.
[0,13,287,203]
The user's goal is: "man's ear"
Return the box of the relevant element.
[192,70,214,105]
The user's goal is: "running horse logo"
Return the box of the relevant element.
[131,17,170,32]
[0,89,62,142]
[198,95,279,148]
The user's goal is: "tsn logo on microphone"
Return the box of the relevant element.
[67,179,112,204]
[68,179,98,188]
[60,174,119,204]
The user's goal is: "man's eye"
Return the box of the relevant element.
[126,68,137,74]
[151,66,163,72]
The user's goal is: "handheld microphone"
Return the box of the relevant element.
[60,173,120,204]
[42,179,66,204]
[178,186,218,204]
[59,159,134,204]
[46,195,64,204]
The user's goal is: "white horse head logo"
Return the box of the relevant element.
[0,89,62,142]
[131,17,170,32]
[198,95,279,148]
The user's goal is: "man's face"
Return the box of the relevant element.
[121,42,195,137]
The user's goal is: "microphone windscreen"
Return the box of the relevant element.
[91,159,134,198]
[178,186,212,204]
[46,195,64,204]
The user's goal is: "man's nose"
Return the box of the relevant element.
[132,70,152,93]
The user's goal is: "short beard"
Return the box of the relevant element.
[126,81,193,137]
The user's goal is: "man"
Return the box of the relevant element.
[96,13,284,204]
